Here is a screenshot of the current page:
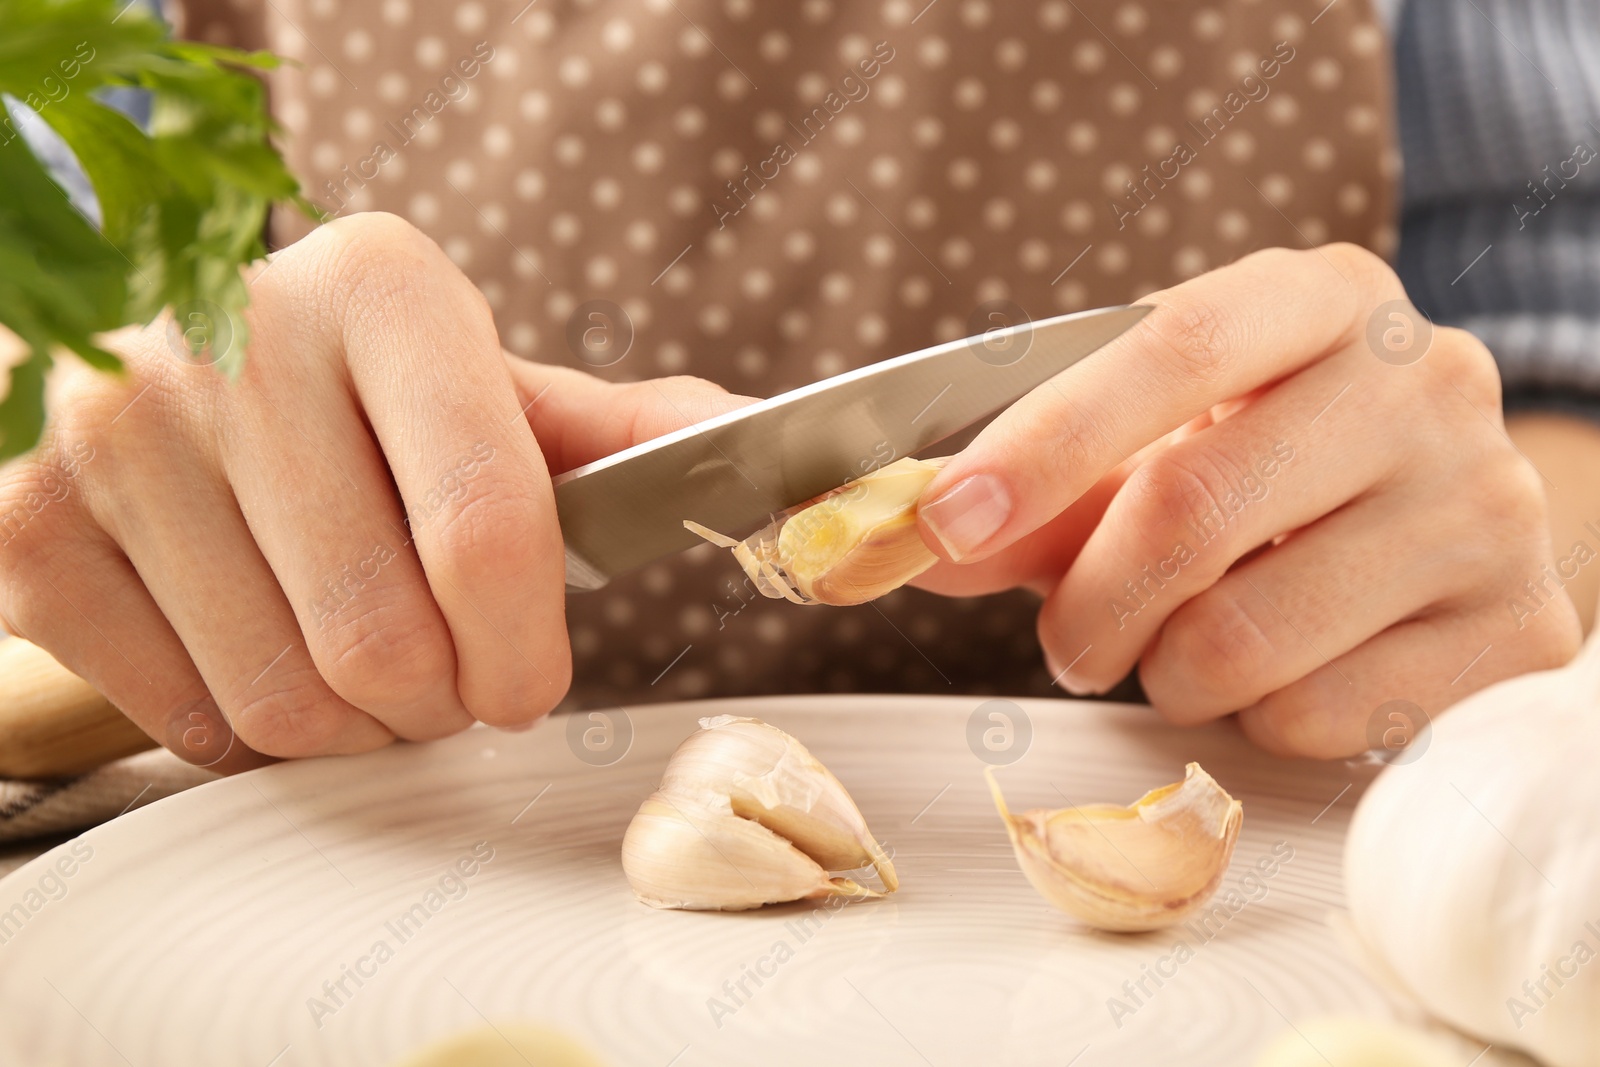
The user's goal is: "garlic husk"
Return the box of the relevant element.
[622,716,896,910]
[684,456,945,607]
[1345,633,1600,1067]
[659,715,898,889]
[987,763,1243,932]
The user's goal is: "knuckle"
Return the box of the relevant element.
[1527,601,1583,671]
[1238,699,1346,759]
[327,210,431,260]
[1163,591,1281,704]
[430,483,541,583]
[1434,327,1502,408]
[53,366,154,447]
[316,595,455,711]
[1036,404,1102,484]
[0,458,99,613]
[654,374,727,397]
[1123,450,1235,560]
[0,463,69,564]
[227,671,347,757]
[618,375,733,443]
[1477,456,1546,533]
[1149,299,1232,385]
[1324,241,1400,294]
[316,210,443,308]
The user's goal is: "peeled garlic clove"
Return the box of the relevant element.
[684,456,945,607]
[987,763,1243,932]
[622,793,878,911]
[660,715,898,890]
[622,716,896,910]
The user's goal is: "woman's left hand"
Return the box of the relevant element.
[912,244,1582,758]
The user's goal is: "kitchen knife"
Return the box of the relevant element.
[557,302,1150,589]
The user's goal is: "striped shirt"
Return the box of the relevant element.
[1392,0,1600,419]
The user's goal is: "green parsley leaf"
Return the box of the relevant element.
[0,0,305,459]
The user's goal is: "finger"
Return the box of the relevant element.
[916,244,1402,561]
[910,475,1124,598]
[212,283,474,741]
[0,491,270,774]
[1039,351,1397,694]
[503,360,755,474]
[313,214,570,727]
[1236,601,1580,759]
[1137,493,1504,725]
[75,389,396,759]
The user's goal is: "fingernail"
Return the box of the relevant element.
[1056,673,1096,697]
[920,474,1011,561]
[1044,649,1096,696]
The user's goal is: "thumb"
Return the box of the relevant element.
[503,357,756,474]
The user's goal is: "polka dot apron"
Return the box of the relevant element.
[176,0,1397,708]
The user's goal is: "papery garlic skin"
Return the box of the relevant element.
[1345,635,1600,1067]
[988,763,1243,932]
[684,457,945,607]
[621,793,876,911]
[660,715,898,889]
[622,716,896,911]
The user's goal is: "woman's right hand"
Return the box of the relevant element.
[0,212,746,773]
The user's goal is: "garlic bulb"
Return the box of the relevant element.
[622,715,898,910]
[684,456,945,606]
[1345,634,1600,1067]
[987,763,1243,932]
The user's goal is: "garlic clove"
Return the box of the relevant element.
[987,763,1243,932]
[684,456,946,607]
[621,716,897,911]
[1252,1017,1463,1067]
[621,792,877,911]
[660,716,898,891]
[394,1022,608,1067]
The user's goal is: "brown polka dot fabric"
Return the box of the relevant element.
[174,0,1397,709]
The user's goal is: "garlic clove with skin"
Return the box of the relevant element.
[622,716,896,910]
[621,792,878,911]
[659,715,898,890]
[987,763,1243,932]
[684,456,946,607]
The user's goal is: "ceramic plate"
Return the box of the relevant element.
[0,696,1392,1066]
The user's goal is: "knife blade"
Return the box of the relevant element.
[555,302,1151,589]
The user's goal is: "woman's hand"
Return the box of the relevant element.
[913,244,1583,758]
[0,212,745,773]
